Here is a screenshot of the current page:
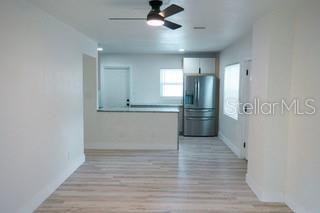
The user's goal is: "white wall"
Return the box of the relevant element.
[285,1,320,212]
[247,8,295,202]
[246,2,320,212]
[218,32,252,158]
[0,1,97,212]
[99,54,184,105]
[99,53,218,106]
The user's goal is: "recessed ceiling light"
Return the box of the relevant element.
[179,49,185,52]
[97,47,103,52]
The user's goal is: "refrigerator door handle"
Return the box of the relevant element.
[186,117,213,121]
[197,79,200,105]
[194,78,198,105]
[186,109,213,112]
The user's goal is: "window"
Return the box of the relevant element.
[160,69,183,97]
[224,64,240,120]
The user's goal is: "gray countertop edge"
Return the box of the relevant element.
[97,108,180,113]
[131,104,183,107]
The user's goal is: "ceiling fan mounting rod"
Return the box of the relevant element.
[149,0,163,12]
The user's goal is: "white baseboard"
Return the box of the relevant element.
[246,174,308,213]
[246,173,265,201]
[218,131,242,158]
[246,174,285,203]
[19,154,85,213]
[285,196,308,213]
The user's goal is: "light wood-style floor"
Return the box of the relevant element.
[36,137,292,213]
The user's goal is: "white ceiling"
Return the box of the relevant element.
[29,0,293,53]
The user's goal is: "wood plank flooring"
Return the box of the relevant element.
[36,137,292,213]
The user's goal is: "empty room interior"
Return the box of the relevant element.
[1,0,320,212]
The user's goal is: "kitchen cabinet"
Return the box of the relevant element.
[183,58,216,74]
[200,58,216,74]
[183,58,200,74]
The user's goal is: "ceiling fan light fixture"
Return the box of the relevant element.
[147,19,164,26]
[147,12,164,26]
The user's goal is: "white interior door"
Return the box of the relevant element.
[101,67,130,108]
[240,60,252,160]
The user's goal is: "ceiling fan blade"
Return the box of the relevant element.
[160,4,184,18]
[109,18,146,20]
[164,20,182,30]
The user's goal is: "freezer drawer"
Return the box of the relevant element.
[184,117,216,137]
[184,108,216,117]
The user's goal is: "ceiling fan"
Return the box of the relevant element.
[109,0,184,30]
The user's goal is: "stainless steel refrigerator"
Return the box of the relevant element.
[183,74,218,136]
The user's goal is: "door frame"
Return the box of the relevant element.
[239,59,252,160]
[101,65,132,107]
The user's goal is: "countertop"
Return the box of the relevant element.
[97,106,180,113]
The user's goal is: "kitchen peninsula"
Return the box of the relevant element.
[84,106,179,150]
